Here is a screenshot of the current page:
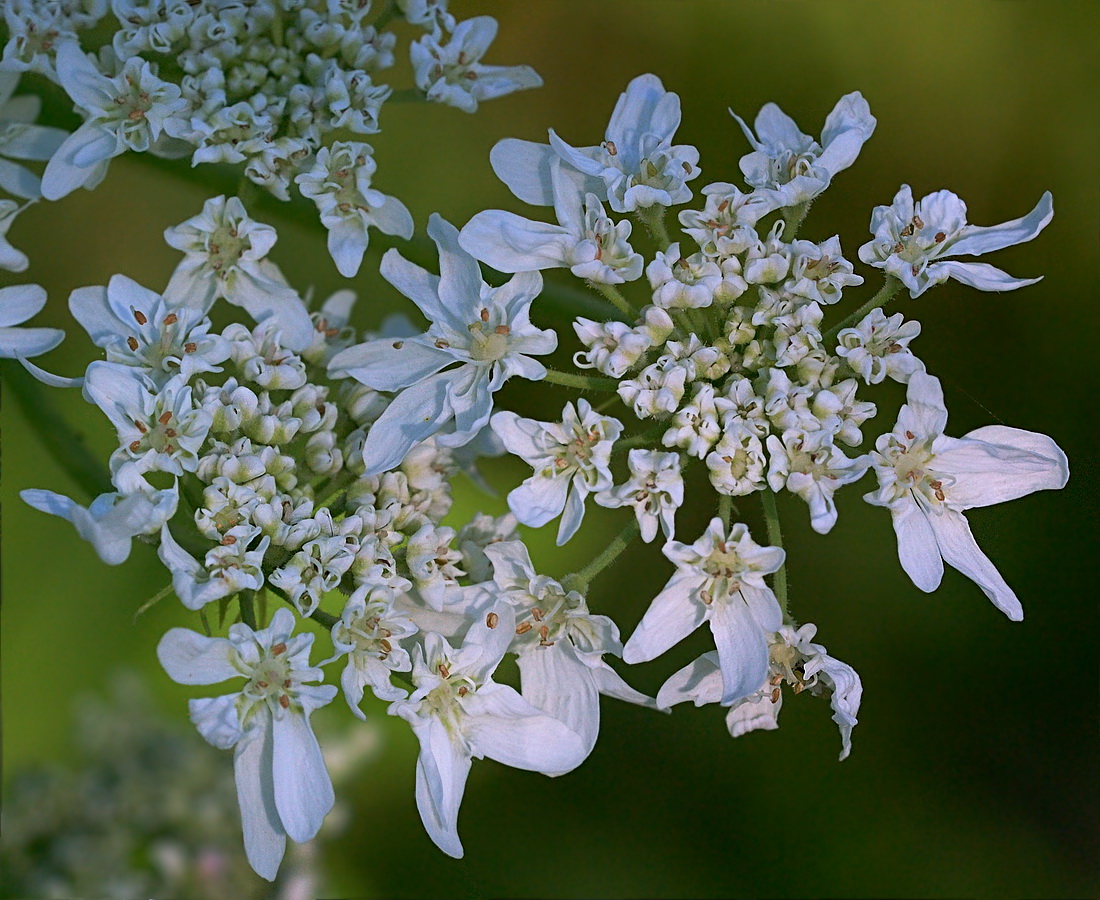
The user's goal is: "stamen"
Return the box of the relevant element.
[163,313,178,326]
[158,411,173,425]
[485,612,499,629]
[480,308,490,322]
[126,336,139,351]
[515,622,532,635]
[133,309,147,325]
[271,642,287,655]
[494,324,510,335]
[278,694,290,709]
[438,663,450,678]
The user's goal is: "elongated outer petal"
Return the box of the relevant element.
[891,502,944,592]
[0,325,63,357]
[655,652,723,709]
[0,282,46,326]
[234,721,287,882]
[462,682,588,776]
[189,693,245,749]
[19,488,76,522]
[588,661,658,709]
[725,692,782,739]
[41,122,116,200]
[157,627,240,684]
[899,371,948,438]
[229,271,315,352]
[516,642,600,757]
[607,73,681,163]
[328,334,453,390]
[429,214,484,320]
[947,192,1053,257]
[935,426,1069,509]
[506,473,570,529]
[818,91,876,174]
[928,508,1023,620]
[709,598,771,706]
[413,716,472,858]
[928,259,1041,293]
[555,480,587,545]
[490,138,557,206]
[18,357,82,387]
[458,209,573,272]
[750,102,806,149]
[622,572,707,664]
[272,707,335,843]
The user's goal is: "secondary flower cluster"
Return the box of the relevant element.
[9,63,1070,887]
[2,0,539,275]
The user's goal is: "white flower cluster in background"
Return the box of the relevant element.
[8,59,1070,886]
[0,0,541,276]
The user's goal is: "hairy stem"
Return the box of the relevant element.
[592,282,636,318]
[759,489,789,615]
[564,518,641,592]
[543,369,620,392]
[823,275,902,344]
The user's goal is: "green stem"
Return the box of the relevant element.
[636,206,671,248]
[759,489,789,615]
[133,582,174,623]
[591,282,636,318]
[564,518,641,592]
[239,590,258,630]
[718,494,732,530]
[0,360,112,499]
[388,88,425,103]
[781,200,812,241]
[278,594,339,630]
[616,427,665,450]
[542,369,620,392]
[823,275,902,344]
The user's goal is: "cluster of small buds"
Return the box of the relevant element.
[10,53,1070,888]
[1,0,541,276]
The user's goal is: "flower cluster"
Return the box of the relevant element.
[3,0,540,275]
[9,57,1070,887]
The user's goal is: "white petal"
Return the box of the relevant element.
[189,693,244,749]
[458,209,573,272]
[655,652,722,709]
[622,573,706,663]
[360,369,460,475]
[606,73,681,162]
[490,138,557,206]
[891,502,944,592]
[724,692,782,739]
[935,427,1069,508]
[555,480,587,545]
[412,717,471,858]
[234,721,287,882]
[929,509,1023,620]
[947,192,1053,257]
[428,214,484,321]
[928,259,1041,292]
[463,683,588,775]
[0,282,46,326]
[709,599,770,706]
[272,709,335,843]
[506,474,570,529]
[516,643,599,757]
[156,627,239,684]
[328,335,453,390]
[40,123,116,200]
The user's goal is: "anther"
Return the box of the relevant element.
[792,681,805,695]
[134,420,147,433]
[380,639,392,652]
[129,440,142,452]
[221,534,236,545]
[127,336,139,351]
[532,608,543,622]
[257,680,269,688]
[913,215,924,228]
[458,685,469,696]
[158,411,173,425]
[278,694,290,709]
[604,140,617,156]
[905,430,915,440]
[934,231,946,243]
[438,663,450,678]
[133,309,148,325]
[163,313,178,326]
[494,324,510,335]
[184,342,197,353]
[486,612,499,629]
[515,622,532,635]
[271,642,287,655]
[165,428,177,438]
[480,308,490,322]
[770,687,781,703]
[434,339,449,349]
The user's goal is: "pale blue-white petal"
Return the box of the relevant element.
[428,214,484,320]
[622,573,706,664]
[412,716,471,858]
[233,721,287,882]
[0,157,40,199]
[555,480,587,545]
[41,123,117,200]
[724,692,781,739]
[891,502,943,592]
[372,194,415,239]
[929,508,1023,620]
[157,627,239,684]
[328,334,453,390]
[20,488,77,521]
[378,247,450,326]
[18,357,82,387]
[506,474,570,528]
[929,259,1041,292]
[946,192,1053,257]
[606,73,680,165]
[490,138,557,206]
[655,652,722,709]
[935,427,1068,509]
[230,271,314,352]
[516,642,599,757]
[709,599,770,706]
[462,682,587,775]
[898,371,948,438]
[272,709,335,843]
[751,102,807,149]
[458,209,573,272]
[360,368,460,475]
[0,282,45,326]
[189,693,244,749]
[0,325,63,357]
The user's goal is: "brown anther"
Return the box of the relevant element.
[486,612,499,629]
[457,51,468,65]
[494,324,510,335]
[464,70,478,81]
[126,336,139,351]
[324,327,339,338]
[515,622,533,635]
[480,307,490,322]
[900,223,914,237]
[184,342,197,353]
[134,420,148,433]
[531,608,543,622]
[133,309,148,325]
[163,313,178,326]
[604,140,618,156]
[717,199,730,213]
[434,339,450,349]
[904,430,915,440]
[278,694,290,709]
[911,264,920,276]
[129,440,142,452]
[893,241,904,254]
[538,625,549,641]
[935,488,946,502]
[539,639,555,647]
[458,685,469,696]
[271,642,287,655]
[700,590,713,605]
[283,678,292,689]
[934,231,946,243]
[913,215,925,229]
[380,639,392,652]
[393,340,404,349]
[770,687,781,703]
[769,674,783,686]
[157,411,172,426]
[220,534,237,546]
[257,680,269,688]
[438,663,450,678]
[792,681,805,695]
[127,108,145,121]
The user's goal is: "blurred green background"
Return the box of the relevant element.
[2,1,1097,897]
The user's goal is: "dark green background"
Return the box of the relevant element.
[2,2,1096,897]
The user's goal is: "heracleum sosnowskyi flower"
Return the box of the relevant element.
[5,26,1075,884]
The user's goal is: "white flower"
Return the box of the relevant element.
[295,141,414,278]
[459,159,642,284]
[491,399,621,545]
[42,44,188,200]
[21,482,178,565]
[0,198,30,272]
[405,523,465,611]
[766,429,871,535]
[857,186,1053,297]
[835,307,924,384]
[156,608,338,881]
[785,235,863,305]
[68,274,229,386]
[388,603,587,857]
[678,182,770,258]
[0,72,68,199]
[865,372,1068,619]
[410,16,541,113]
[158,522,270,610]
[485,541,654,758]
[0,282,64,359]
[572,317,651,378]
[329,214,555,475]
[163,196,314,351]
[732,92,876,208]
[662,383,730,458]
[623,518,785,706]
[595,449,684,543]
[618,357,688,420]
[647,243,721,309]
[657,622,862,760]
[706,428,767,497]
[325,585,418,717]
[491,73,700,213]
